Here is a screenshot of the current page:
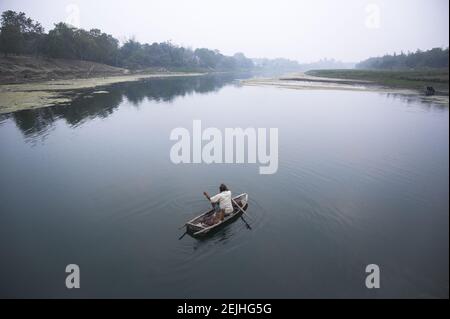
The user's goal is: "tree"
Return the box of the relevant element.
[357,47,449,70]
[0,11,25,56]
[46,23,77,59]
[0,10,255,72]
[0,10,43,56]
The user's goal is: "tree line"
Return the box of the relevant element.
[356,47,449,70]
[0,10,254,71]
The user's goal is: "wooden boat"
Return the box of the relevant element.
[185,193,249,236]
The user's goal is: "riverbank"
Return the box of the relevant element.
[307,69,449,95]
[0,72,204,114]
[242,70,449,105]
[0,55,132,84]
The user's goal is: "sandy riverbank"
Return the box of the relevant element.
[0,72,204,114]
[242,73,449,105]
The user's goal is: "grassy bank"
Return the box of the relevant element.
[0,72,204,114]
[306,69,449,94]
[0,55,207,114]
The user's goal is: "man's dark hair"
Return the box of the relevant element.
[219,184,228,192]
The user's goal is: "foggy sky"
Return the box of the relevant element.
[1,0,448,63]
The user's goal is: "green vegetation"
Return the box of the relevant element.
[306,69,449,94]
[0,11,44,56]
[357,48,449,70]
[0,10,253,71]
[0,72,205,114]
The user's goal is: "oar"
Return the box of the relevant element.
[240,215,252,230]
[231,199,252,229]
[178,231,188,240]
[232,198,250,219]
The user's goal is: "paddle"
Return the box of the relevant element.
[178,231,188,240]
[203,191,216,209]
[232,198,250,220]
[231,198,252,229]
[240,215,252,230]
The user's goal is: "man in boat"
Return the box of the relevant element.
[203,184,233,224]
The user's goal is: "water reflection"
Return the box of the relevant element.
[2,73,246,139]
[384,92,449,111]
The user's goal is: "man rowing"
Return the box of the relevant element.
[203,183,233,225]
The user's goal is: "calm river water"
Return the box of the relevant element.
[0,74,448,298]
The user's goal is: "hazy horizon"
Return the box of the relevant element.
[0,0,448,63]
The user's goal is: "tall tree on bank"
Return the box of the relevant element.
[0,10,43,56]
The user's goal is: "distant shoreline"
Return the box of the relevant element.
[242,70,449,106]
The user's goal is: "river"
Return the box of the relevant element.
[0,74,448,298]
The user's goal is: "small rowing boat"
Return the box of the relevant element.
[185,193,249,236]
